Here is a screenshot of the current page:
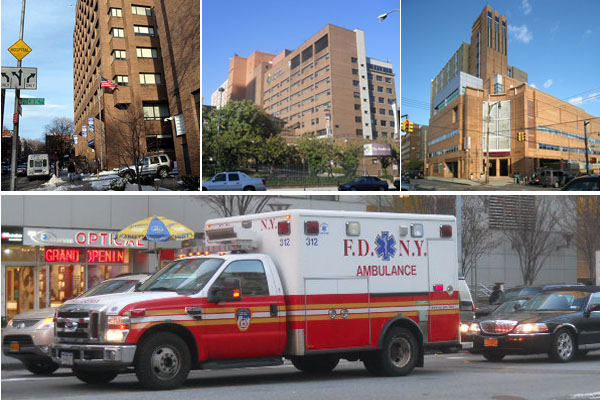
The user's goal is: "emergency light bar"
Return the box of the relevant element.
[205,240,258,254]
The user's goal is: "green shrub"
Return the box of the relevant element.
[181,175,200,191]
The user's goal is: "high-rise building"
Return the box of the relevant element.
[427,5,599,179]
[73,0,199,175]
[223,25,398,142]
[210,80,229,109]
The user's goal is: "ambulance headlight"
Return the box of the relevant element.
[105,316,130,343]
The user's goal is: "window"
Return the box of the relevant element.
[134,25,156,36]
[353,92,360,98]
[140,73,161,85]
[388,110,394,116]
[112,49,126,61]
[378,97,384,104]
[452,106,458,123]
[377,86,383,93]
[386,88,392,94]
[354,104,361,110]
[115,75,128,86]
[388,99,394,105]
[109,8,122,17]
[351,57,357,63]
[315,34,328,54]
[368,73,373,81]
[352,68,358,75]
[376,75,382,82]
[136,47,158,58]
[353,80,359,86]
[213,173,226,182]
[291,54,300,69]
[355,116,362,122]
[390,121,395,127]
[385,77,391,83]
[143,102,169,120]
[379,109,385,115]
[132,5,152,16]
[381,120,386,127]
[301,46,313,62]
[370,96,375,103]
[356,129,363,136]
[111,28,124,38]
[213,260,269,297]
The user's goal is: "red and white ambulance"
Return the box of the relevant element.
[51,210,461,390]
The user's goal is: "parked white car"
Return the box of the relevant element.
[202,171,266,191]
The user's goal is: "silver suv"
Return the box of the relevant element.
[118,154,173,181]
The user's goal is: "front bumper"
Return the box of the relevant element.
[51,343,136,369]
[470,333,552,355]
[2,331,55,364]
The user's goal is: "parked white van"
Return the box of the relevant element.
[27,154,50,179]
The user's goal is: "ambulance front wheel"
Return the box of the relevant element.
[364,327,419,376]
[134,332,191,390]
[291,355,339,373]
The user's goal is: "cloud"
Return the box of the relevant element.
[530,84,536,88]
[508,24,533,44]
[543,79,553,89]
[569,97,583,105]
[522,0,532,15]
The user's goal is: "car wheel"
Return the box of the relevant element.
[24,361,59,375]
[482,353,505,362]
[549,328,575,362]
[243,186,255,191]
[135,332,191,390]
[123,171,135,183]
[158,168,169,179]
[378,186,386,191]
[202,187,208,191]
[363,327,419,376]
[73,367,118,384]
[291,355,339,373]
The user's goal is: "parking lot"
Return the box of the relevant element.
[2,351,599,400]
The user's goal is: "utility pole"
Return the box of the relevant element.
[485,95,491,185]
[216,87,225,170]
[9,0,27,191]
[584,120,591,174]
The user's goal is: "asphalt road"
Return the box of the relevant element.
[2,352,599,400]
[411,179,562,191]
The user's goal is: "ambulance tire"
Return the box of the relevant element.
[291,355,339,373]
[135,332,191,390]
[72,368,118,384]
[365,327,419,376]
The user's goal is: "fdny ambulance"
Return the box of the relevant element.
[50,210,460,390]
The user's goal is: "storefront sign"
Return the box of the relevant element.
[44,248,126,264]
[24,228,146,248]
[1,227,23,243]
[363,143,392,157]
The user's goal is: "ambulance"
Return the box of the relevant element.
[50,210,461,390]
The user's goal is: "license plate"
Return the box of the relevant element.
[484,338,498,347]
[9,342,20,352]
[61,352,74,366]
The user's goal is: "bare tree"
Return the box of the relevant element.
[43,117,74,163]
[206,196,272,217]
[372,196,456,215]
[558,196,600,284]
[106,102,150,191]
[461,196,496,278]
[503,197,563,285]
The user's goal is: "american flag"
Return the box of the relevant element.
[101,77,118,88]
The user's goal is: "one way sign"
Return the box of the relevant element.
[1,66,37,90]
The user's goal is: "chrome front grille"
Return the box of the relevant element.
[480,320,518,335]
[56,310,102,342]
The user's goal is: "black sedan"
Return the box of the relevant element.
[338,176,388,191]
[467,288,600,362]
[562,175,600,191]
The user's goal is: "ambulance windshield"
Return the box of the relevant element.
[137,258,225,294]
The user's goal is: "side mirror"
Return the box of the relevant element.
[514,303,522,311]
[208,278,242,303]
[134,281,143,291]
[584,304,600,318]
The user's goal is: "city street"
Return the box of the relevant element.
[2,352,599,400]
[410,178,562,191]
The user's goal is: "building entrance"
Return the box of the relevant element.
[500,159,509,176]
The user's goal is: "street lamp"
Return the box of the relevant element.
[216,87,225,170]
[377,9,399,21]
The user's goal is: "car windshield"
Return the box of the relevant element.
[80,279,142,297]
[137,258,225,294]
[520,291,589,311]
[493,298,528,315]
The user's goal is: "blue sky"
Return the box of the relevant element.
[1,0,76,140]
[401,0,600,126]
[202,0,400,104]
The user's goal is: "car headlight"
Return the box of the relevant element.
[513,323,548,334]
[460,323,470,333]
[105,315,130,343]
[468,323,481,333]
[36,317,55,330]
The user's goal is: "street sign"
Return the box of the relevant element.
[8,39,32,61]
[20,98,44,105]
[1,66,37,90]
[13,113,18,124]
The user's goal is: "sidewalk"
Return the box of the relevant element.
[425,176,516,187]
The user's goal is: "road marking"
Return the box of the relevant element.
[566,393,600,400]
[1,376,72,382]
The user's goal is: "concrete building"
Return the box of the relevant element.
[1,195,365,322]
[427,5,599,179]
[73,0,200,175]
[210,80,229,109]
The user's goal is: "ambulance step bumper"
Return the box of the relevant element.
[51,344,136,368]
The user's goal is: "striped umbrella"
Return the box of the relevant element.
[117,215,194,242]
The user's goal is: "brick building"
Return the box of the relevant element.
[401,124,426,168]
[427,5,600,179]
[73,0,199,175]
[217,24,399,175]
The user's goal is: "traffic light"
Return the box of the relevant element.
[522,131,526,142]
[408,122,414,133]
[517,131,525,142]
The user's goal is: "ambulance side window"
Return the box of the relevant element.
[213,260,269,297]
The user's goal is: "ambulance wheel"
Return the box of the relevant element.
[365,327,419,376]
[482,353,505,362]
[291,355,339,373]
[135,332,191,390]
[72,368,118,384]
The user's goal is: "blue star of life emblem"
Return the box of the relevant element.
[374,231,396,261]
